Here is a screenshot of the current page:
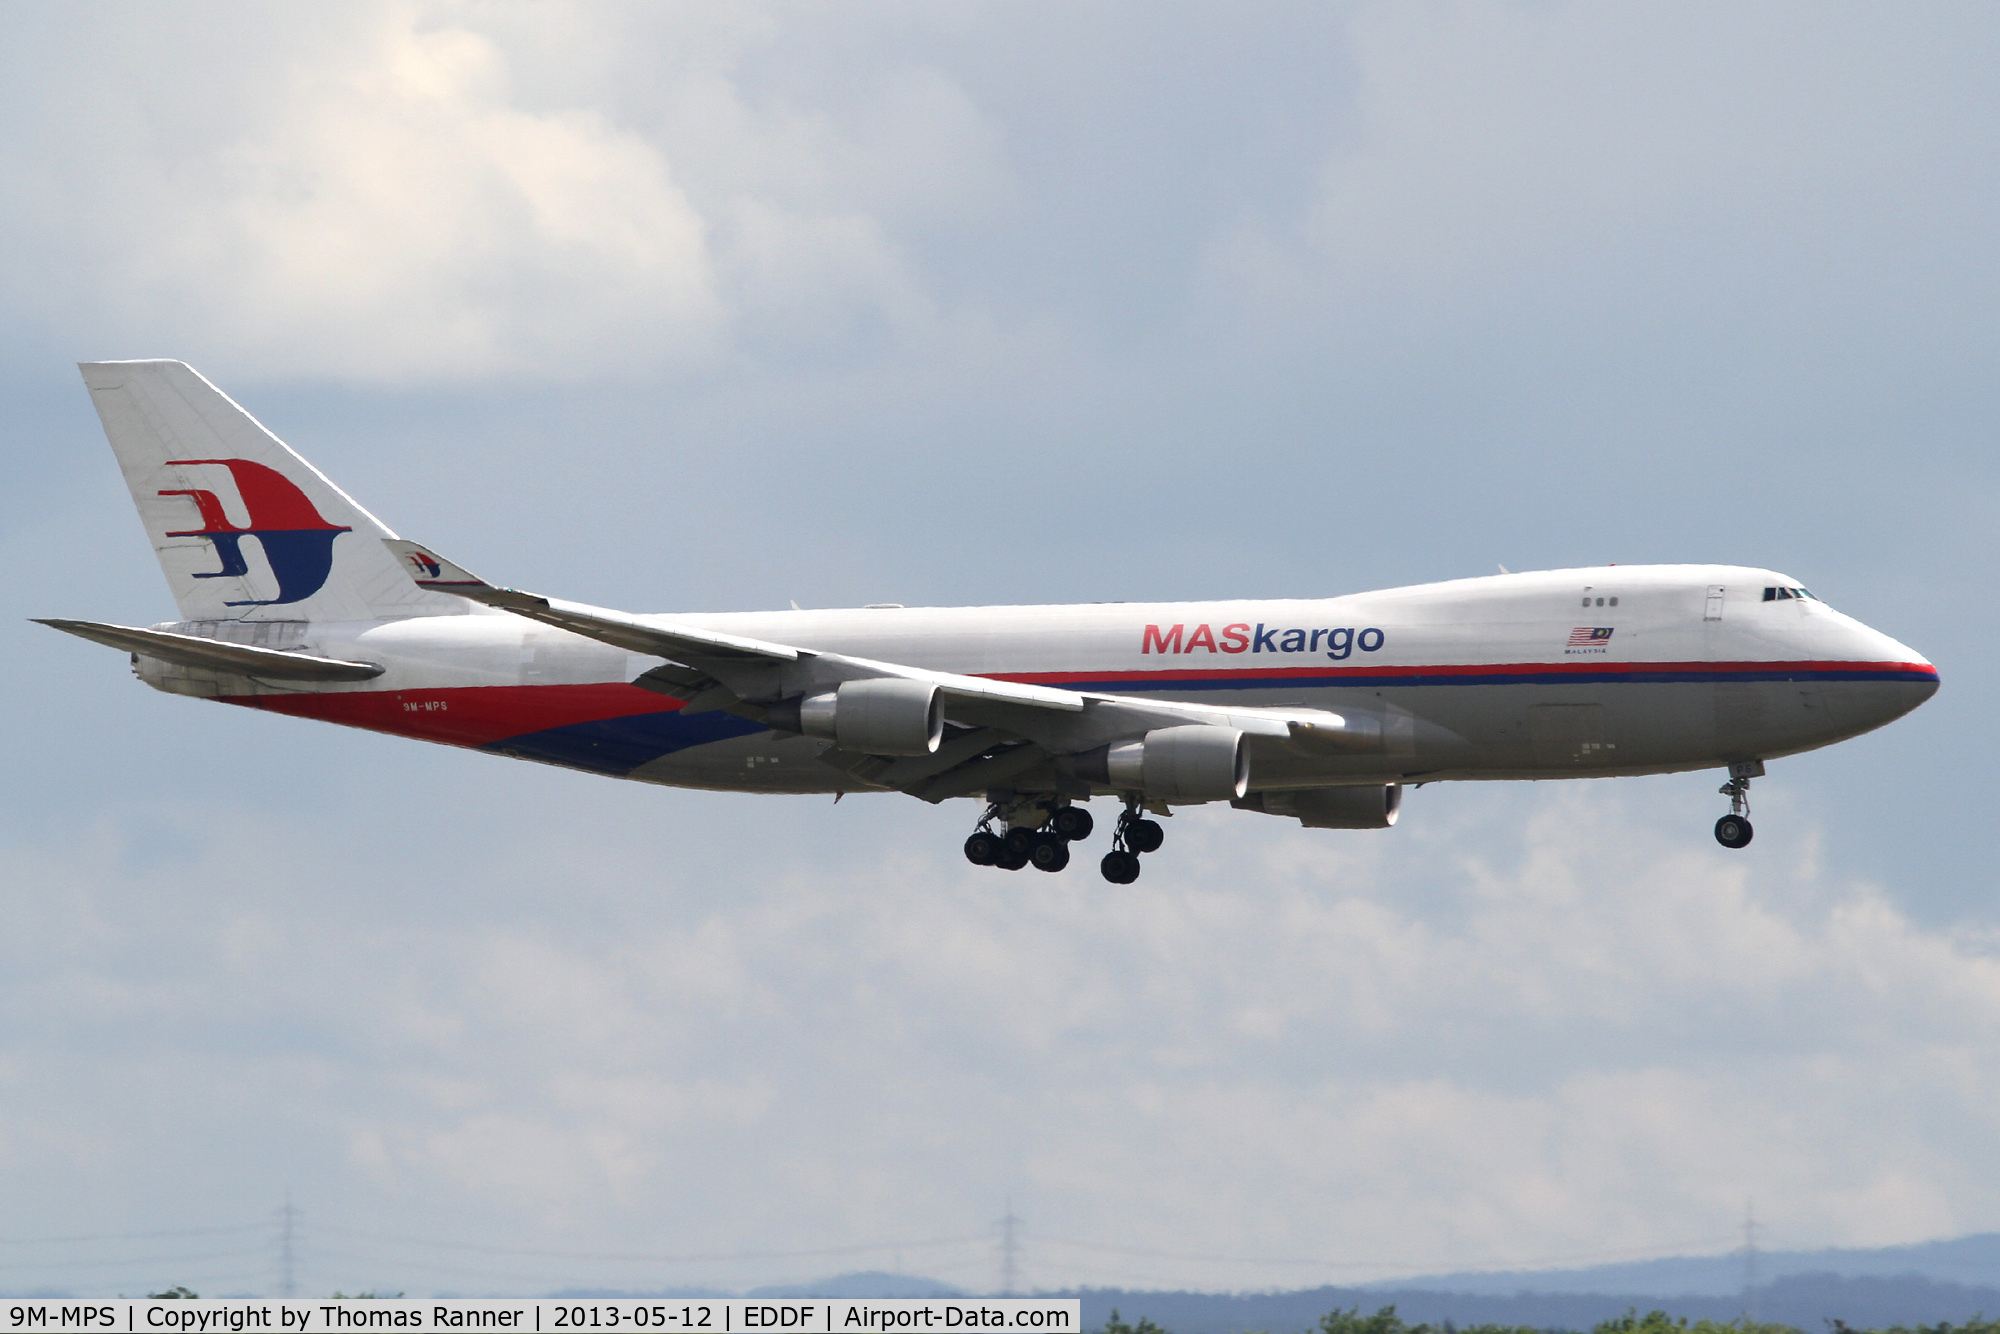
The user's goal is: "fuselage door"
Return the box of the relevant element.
[1704,584,1726,620]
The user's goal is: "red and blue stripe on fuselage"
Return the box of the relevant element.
[222,657,1939,781]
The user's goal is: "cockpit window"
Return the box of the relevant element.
[1763,586,1817,601]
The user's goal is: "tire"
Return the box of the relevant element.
[1100,850,1141,884]
[994,844,1029,871]
[1053,806,1095,841]
[1005,827,1037,858]
[1714,814,1754,849]
[964,832,1000,866]
[1030,833,1071,872]
[1125,818,1164,854]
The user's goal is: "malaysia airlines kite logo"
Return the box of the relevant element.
[158,459,352,606]
[1567,626,1614,647]
[404,550,442,579]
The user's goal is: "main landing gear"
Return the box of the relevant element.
[965,800,1096,874]
[1714,761,1763,849]
[1099,799,1164,885]
[960,794,1167,882]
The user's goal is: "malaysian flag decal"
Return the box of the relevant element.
[1568,627,1614,647]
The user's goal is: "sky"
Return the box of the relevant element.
[3,0,1999,1299]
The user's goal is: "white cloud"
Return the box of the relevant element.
[3,773,1998,1292]
[0,2,1018,381]
[6,8,705,378]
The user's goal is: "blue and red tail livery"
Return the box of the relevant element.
[159,458,353,605]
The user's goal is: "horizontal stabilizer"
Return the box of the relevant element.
[34,618,385,681]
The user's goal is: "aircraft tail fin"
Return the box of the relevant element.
[79,360,466,623]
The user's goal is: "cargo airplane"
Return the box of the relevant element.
[40,362,1939,881]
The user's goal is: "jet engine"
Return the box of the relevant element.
[1234,784,1402,829]
[1071,724,1249,803]
[764,677,943,756]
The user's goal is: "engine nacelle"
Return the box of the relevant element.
[1072,724,1249,803]
[1233,784,1402,829]
[766,678,943,756]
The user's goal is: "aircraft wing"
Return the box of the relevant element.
[386,541,802,664]
[383,541,1084,714]
[384,541,1376,796]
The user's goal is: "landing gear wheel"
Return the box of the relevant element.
[1715,814,1754,849]
[1716,770,1757,849]
[994,844,1029,871]
[1100,850,1141,884]
[1030,833,1071,872]
[1053,806,1095,841]
[1125,818,1164,854]
[964,831,1000,866]
[1004,827,1036,858]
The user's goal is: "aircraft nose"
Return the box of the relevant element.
[1830,616,1938,733]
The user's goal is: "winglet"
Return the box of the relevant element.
[383,540,549,613]
[384,540,488,592]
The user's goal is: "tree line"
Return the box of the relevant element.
[1097,1304,2000,1334]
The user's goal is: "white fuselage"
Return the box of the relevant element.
[145,564,1936,801]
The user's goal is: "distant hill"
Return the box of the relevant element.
[539,1264,2000,1332]
[25,1233,1992,1327]
[1062,1272,2000,1333]
[1371,1232,2000,1297]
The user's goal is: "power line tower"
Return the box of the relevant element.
[279,1193,298,1300]
[1741,1200,1759,1324]
[998,1198,1022,1297]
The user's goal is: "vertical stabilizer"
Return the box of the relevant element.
[80,360,465,623]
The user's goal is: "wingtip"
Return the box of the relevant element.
[382,538,488,590]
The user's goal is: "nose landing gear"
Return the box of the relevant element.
[1714,761,1762,849]
[1714,808,1753,849]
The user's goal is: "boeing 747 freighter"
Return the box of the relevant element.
[40,362,1939,881]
